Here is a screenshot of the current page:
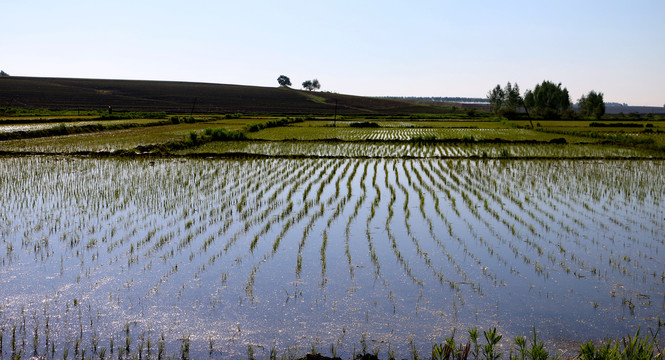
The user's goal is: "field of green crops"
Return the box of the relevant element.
[1,156,663,359]
[244,120,594,143]
[0,113,664,359]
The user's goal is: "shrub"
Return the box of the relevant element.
[246,123,264,132]
[349,121,380,128]
[52,124,69,135]
[590,122,643,128]
[497,108,521,120]
[246,117,303,132]
[96,112,167,120]
[188,131,198,144]
[410,135,437,143]
[205,128,247,141]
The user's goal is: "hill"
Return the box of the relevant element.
[0,76,452,115]
[603,103,665,115]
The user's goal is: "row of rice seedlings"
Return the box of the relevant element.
[319,160,354,287]
[246,158,354,293]
[447,162,545,243]
[487,164,614,279]
[336,160,361,281]
[251,162,314,256]
[564,163,664,281]
[208,157,315,296]
[145,163,267,293]
[393,161,466,289]
[413,161,504,283]
[323,141,646,158]
[0,312,193,360]
[365,161,382,278]
[293,161,339,279]
[447,162,554,261]
[404,162,492,300]
[193,161,310,285]
[2,157,663,356]
[546,163,663,280]
[446,161,581,282]
[510,162,629,286]
[344,161,370,280]
[290,160,350,284]
[506,162,652,278]
[105,160,262,296]
[458,160,664,307]
[209,162,315,295]
[429,160,588,293]
[383,160,424,287]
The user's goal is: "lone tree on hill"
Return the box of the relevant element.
[277,75,292,87]
[302,79,321,91]
[0,70,9,77]
[578,91,605,119]
[523,81,571,119]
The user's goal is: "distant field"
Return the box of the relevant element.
[0,123,210,152]
[508,119,665,147]
[0,118,161,133]
[247,122,595,143]
[180,141,661,159]
[0,113,663,157]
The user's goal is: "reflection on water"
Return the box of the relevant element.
[0,157,663,358]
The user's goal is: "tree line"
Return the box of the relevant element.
[487,80,605,120]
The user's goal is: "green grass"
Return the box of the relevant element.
[300,92,328,104]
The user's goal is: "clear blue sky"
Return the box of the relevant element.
[4,0,665,106]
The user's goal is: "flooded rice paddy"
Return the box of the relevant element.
[0,157,663,358]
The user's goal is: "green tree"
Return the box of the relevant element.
[578,90,605,119]
[487,84,505,113]
[277,75,291,87]
[487,82,523,117]
[523,81,571,118]
[302,79,321,91]
[504,82,522,111]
